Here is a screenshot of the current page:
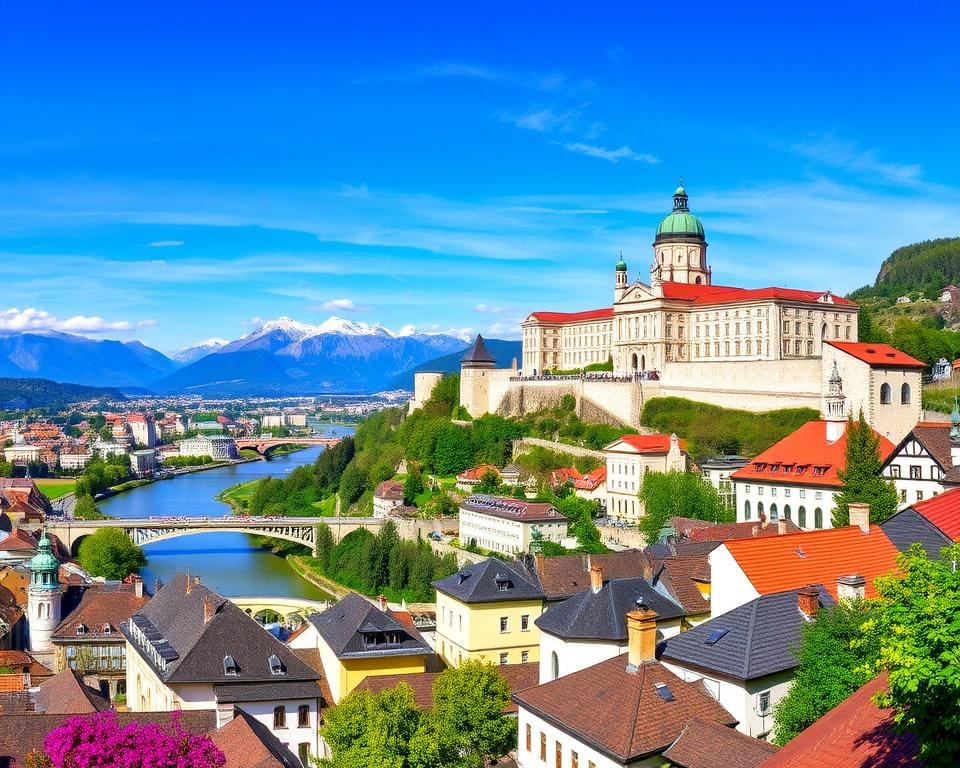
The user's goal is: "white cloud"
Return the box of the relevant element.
[501,106,582,134]
[0,307,143,335]
[317,298,362,312]
[559,142,660,164]
[148,240,184,247]
[474,304,507,314]
[790,136,923,187]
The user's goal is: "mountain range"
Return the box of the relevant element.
[0,317,514,395]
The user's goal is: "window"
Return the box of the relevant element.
[758,691,771,714]
[910,465,922,480]
[521,650,529,663]
[798,506,806,528]
[551,651,559,680]
[540,733,547,760]
[880,383,892,404]
[223,655,238,676]
[890,465,900,478]
[273,706,286,729]
[744,500,751,520]
[784,504,791,520]
[769,503,778,521]
[525,724,531,752]
[757,502,764,519]
[555,741,562,768]
[900,489,907,503]
[298,704,310,727]
[521,614,529,631]
[499,616,509,633]
[298,743,310,768]
[901,383,911,405]
[269,654,285,675]
[571,751,579,768]
[814,508,823,529]
[799,489,805,499]
[917,490,924,501]
[499,652,508,665]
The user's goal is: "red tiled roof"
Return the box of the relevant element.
[651,554,712,616]
[574,466,606,490]
[513,657,736,762]
[826,341,925,368]
[663,717,778,768]
[550,467,582,485]
[528,308,614,323]
[687,520,801,543]
[0,529,38,552]
[761,673,917,768]
[0,651,53,680]
[730,421,895,488]
[910,487,960,540]
[374,480,405,500]
[210,709,294,768]
[722,525,900,601]
[457,464,500,482]
[660,282,856,307]
[608,433,687,454]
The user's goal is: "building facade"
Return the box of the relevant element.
[604,434,689,523]
[458,495,568,555]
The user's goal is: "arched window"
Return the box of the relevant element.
[273,706,286,729]
[784,504,792,521]
[769,503,778,521]
[757,502,764,520]
[901,383,911,405]
[814,508,823,529]
[880,383,891,404]
[798,506,807,528]
[551,651,559,681]
[695,276,703,284]
[744,500,751,520]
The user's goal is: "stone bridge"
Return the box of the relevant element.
[231,595,332,627]
[46,515,385,556]
[234,436,341,456]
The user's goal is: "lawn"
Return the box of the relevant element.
[219,479,261,511]
[35,478,76,501]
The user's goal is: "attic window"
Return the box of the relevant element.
[457,572,470,585]
[102,624,111,635]
[269,654,285,676]
[812,466,827,477]
[770,463,781,473]
[795,465,807,475]
[495,575,513,592]
[704,628,728,645]
[223,655,238,676]
[75,624,86,636]
[753,463,766,472]
[654,683,675,702]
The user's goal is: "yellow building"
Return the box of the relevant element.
[433,558,545,668]
[289,592,435,703]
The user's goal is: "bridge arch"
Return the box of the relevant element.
[130,526,317,552]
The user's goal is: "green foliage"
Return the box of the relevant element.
[555,495,606,553]
[432,424,474,476]
[513,446,601,479]
[0,378,124,411]
[403,466,425,503]
[834,413,899,526]
[851,237,960,300]
[864,543,960,768]
[889,316,960,364]
[638,470,733,544]
[0,458,13,478]
[73,495,107,520]
[78,528,146,580]
[474,470,501,495]
[517,402,633,451]
[74,455,132,498]
[162,455,215,468]
[772,600,879,745]
[642,397,818,459]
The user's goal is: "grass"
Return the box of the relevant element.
[312,495,337,516]
[219,479,261,511]
[35,478,76,501]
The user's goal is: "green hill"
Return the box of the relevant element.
[0,377,126,410]
[850,237,960,301]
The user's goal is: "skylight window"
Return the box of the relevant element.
[269,654,285,675]
[704,628,728,645]
[224,655,238,676]
[654,683,675,702]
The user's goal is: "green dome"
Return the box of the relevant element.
[616,258,627,271]
[656,181,705,242]
[29,533,59,575]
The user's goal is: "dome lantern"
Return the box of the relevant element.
[655,179,705,243]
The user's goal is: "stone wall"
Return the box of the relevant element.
[493,378,648,427]
[511,437,605,461]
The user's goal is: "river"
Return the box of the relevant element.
[97,425,355,600]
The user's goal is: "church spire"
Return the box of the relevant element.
[950,394,960,443]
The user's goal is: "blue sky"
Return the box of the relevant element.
[1,2,959,353]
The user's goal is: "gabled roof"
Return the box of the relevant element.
[535,550,646,601]
[35,669,110,714]
[210,709,301,768]
[0,650,53,680]
[826,341,925,368]
[527,308,614,324]
[889,423,960,485]
[730,421,895,488]
[761,673,918,768]
[721,526,899,601]
[659,588,834,680]
[433,558,544,603]
[882,508,952,558]
[573,465,606,490]
[605,433,686,454]
[662,718,779,768]
[686,520,801,543]
[535,577,684,640]
[650,554,712,616]
[307,592,433,659]
[513,657,736,763]
[907,487,960,540]
[52,582,149,641]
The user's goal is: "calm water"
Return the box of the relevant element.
[98,424,355,599]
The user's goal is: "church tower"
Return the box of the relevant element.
[652,180,710,286]
[824,361,848,443]
[614,253,628,302]
[28,532,63,661]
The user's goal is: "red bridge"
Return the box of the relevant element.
[234,436,342,456]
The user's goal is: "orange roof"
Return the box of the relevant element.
[722,525,899,601]
[730,421,895,488]
[608,433,687,454]
[574,466,606,490]
[825,341,925,368]
[528,307,613,323]
[457,464,500,482]
[550,467,582,485]
[910,487,960,540]
[660,281,856,307]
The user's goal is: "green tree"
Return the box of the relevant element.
[431,660,515,767]
[403,467,425,504]
[772,600,879,744]
[73,495,107,520]
[556,495,606,553]
[833,412,899,526]
[315,523,336,571]
[431,424,473,476]
[638,470,733,544]
[338,464,367,506]
[474,470,501,495]
[863,543,960,768]
[77,528,146,580]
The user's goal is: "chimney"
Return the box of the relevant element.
[203,597,217,624]
[534,551,544,576]
[836,574,866,602]
[132,576,144,599]
[626,604,658,667]
[589,563,603,594]
[377,594,388,612]
[777,518,788,535]
[581,552,592,573]
[849,502,870,534]
[797,586,820,618]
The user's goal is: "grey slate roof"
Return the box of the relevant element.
[881,508,951,559]
[658,587,835,681]
[308,592,433,659]
[213,680,326,703]
[535,577,685,640]
[121,573,318,689]
[433,557,544,604]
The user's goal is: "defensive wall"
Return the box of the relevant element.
[511,437,606,462]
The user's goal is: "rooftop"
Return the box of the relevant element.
[210,709,301,768]
[605,433,686,455]
[434,558,544,604]
[534,550,646,601]
[826,341,925,368]
[686,520,802,543]
[52,581,149,641]
[527,307,614,324]
[907,486,960,540]
[662,717,778,768]
[459,494,567,524]
[658,282,856,308]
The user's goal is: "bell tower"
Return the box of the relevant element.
[652,180,710,286]
[824,361,848,443]
[614,252,628,302]
[28,532,63,663]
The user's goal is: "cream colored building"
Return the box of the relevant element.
[604,433,689,523]
[3,444,42,466]
[458,494,568,555]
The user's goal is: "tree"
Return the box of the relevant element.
[863,543,960,768]
[431,660,515,767]
[474,470,500,495]
[556,495,606,553]
[834,412,899,526]
[772,600,879,744]
[315,523,336,571]
[638,470,733,544]
[43,710,224,768]
[78,528,146,581]
[403,466,425,503]
[431,424,473,476]
[338,464,367,506]
[73,495,106,520]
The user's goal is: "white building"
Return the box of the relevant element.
[260,414,284,430]
[699,455,749,511]
[373,480,405,518]
[126,413,158,448]
[178,435,238,460]
[130,449,158,478]
[92,440,130,458]
[882,420,960,508]
[59,451,93,471]
[459,495,568,555]
[3,444,42,466]
[604,433,689,522]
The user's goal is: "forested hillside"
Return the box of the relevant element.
[0,377,125,410]
[850,238,960,300]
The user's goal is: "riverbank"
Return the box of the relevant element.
[287,556,352,599]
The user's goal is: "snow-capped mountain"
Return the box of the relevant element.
[156,315,472,395]
[170,338,228,364]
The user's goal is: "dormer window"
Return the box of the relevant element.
[75,624,86,636]
[102,624,111,635]
[495,576,513,592]
[224,655,238,676]
[269,654,285,676]
[362,630,401,648]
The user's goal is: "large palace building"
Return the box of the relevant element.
[521,183,859,375]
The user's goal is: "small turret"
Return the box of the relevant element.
[824,362,848,443]
[615,251,629,301]
[28,531,63,657]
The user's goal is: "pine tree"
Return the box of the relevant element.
[833,412,899,526]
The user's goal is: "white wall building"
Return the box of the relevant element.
[458,495,568,555]
[604,433,689,523]
[177,435,238,460]
[882,421,959,508]
[59,451,93,471]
